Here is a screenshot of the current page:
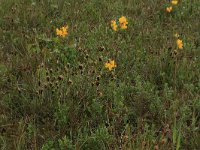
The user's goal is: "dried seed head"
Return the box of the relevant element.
[99,56,103,62]
[68,79,73,85]
[98,92,103,97]
[123,135,129,142]
[49,68,53,74]
[49,82,53,87]
[58,75,64,81]
[98,46,105,52]
[96,75,101,81]
[44,83,48,89]
[39,88,43,94]
[78,47,83,51]
[79,64,83,70]
[174,50,178,55]
[95,81,100,86]
[36,91,39,95]
[92,70,96,74]
[46,71,49,76]
[85,54,89,59]
[46,76,50,82]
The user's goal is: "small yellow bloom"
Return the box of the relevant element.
[56,25,69,37]
[119,16,127,24]
[166,6,173,13]
[120,23,128,29]
[176,39,183,49]
[105,59,117,71]
[119,16,128,30]
[171,0,178,5]
[111,20,118,31]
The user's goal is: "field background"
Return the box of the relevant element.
[0,0,200,149]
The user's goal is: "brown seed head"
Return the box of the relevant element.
[98,46,105,52]
[96,75,101,81]
[46,76,50,82]
[68,79,73,85]
[79,64,83,70]
[58,75,64,81]
[95,81,100,86]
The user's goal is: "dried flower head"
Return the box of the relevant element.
[98,92,103,97]
[98,46,105,52]
[58,75,64,81]
[46,76,50,82]
[79,64,83,70]
[96,75,101,81]
[68,79,73,85]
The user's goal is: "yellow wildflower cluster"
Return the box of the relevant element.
[166,6,173,13]
[171,0,178,5]
[110,16,128,31]
[111,20,118,31]
[56,25,69,37]
[166,0,179,13]
[105,59,116,71]
[174,33,183,49]
[119,16,128,30]
[176,39,183,49]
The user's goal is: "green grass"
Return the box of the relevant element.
[0,0,200,149]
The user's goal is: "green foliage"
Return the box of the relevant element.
[0,0,199,149]
[41,140,55,150]
[54,103,69,127]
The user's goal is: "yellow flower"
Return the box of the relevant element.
[176,39,183,49]
[120,23,128,29]
[105,59,117,71]
[171,0,178,5]
[119,16,127,24]
[111,20,118,31]
[166,6,173,13]
[56,25,69,37]
[119,16,128,30]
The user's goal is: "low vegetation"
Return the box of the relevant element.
[0,0,199,149]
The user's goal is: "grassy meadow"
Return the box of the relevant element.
[0,0,200,149]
